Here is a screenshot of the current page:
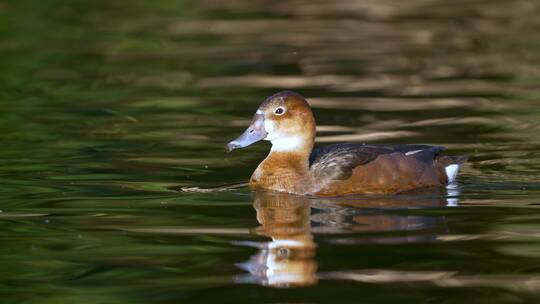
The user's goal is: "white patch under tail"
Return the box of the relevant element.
[445,164,460,184]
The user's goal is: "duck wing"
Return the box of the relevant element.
[309,143,444,181]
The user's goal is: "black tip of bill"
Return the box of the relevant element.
[225,141,240,153]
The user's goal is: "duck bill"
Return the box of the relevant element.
[226,113,267,152]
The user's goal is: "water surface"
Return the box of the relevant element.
[1,0,540,303]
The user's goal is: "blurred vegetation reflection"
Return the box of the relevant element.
[1,0,540,303]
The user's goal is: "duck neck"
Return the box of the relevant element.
[269,136,313,154]
[269,134,314,169]
[265,150,310,173]
[249,136,314,194]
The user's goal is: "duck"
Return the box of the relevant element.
[226,91,467,196]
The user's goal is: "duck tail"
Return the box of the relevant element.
[436,155,468,184]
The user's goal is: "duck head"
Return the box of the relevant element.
[226,91,316,153]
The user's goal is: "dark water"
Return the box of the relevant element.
[2,0,540,303]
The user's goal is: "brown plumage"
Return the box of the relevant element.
[227,91,467,196]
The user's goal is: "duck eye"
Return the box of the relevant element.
[274,107,285,115]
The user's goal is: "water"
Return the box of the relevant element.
[1,0,540,302]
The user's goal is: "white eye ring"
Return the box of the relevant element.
[274,107,286,115]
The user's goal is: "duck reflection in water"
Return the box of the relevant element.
[235,188,459,288]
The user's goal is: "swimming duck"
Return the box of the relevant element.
[226,91,467,196]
